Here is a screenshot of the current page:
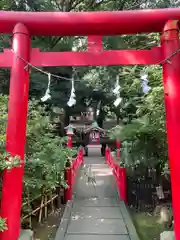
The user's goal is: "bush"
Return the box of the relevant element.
[109,66,168,174]
[0,95,73,229]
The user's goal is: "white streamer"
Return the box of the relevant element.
[41,73,51,102]
[141,72,151,94]
[113,75,122,107]
[67,77,76,107]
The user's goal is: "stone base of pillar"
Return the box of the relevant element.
[160,231,174,240]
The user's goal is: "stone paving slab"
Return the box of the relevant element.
[67,218,128,235]
[86,163,109,168]
[72,206,123,219]
[73,164,118,199]
[85,157,105,164]
[65,235,130,240]
[73,197,120,207]
[55,152,139,240]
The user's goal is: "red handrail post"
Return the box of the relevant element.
[117,167,121,199]
[67,135,73,148]
[65,167,72,201]
[105,146,110,164]
[120,168,127,204]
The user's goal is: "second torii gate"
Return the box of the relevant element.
[0,8,180,240]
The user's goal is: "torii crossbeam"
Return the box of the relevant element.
[1,8,180,35]
[0,8,180,240]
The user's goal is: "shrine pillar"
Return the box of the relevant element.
[161,20,180,239]
[0,23,30,240]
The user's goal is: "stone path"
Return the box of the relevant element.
[55,147,139,240]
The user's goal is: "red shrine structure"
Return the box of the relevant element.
[0,8,180,240]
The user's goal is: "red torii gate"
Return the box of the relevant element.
[0,8,180,240]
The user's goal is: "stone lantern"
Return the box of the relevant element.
[64,124,74,148]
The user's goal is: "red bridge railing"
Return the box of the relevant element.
[65,147,84,201]
[105,147,127,204]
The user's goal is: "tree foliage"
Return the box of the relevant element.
[109,65,168,175]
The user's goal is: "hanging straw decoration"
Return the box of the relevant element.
[113,75,122,107]
[67,77,76,107]
[140,71,151,94]
[85,97,92,106]
[96,100,101,116]
[41,73,52,102]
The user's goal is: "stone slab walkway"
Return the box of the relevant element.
[55,148,139,240]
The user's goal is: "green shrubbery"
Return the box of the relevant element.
[109,66,168,175]
[0,95,73,231]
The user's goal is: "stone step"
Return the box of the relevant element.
[65,235,130,240]
[71,206,123,219]
[74,198,120,207]
[67,218,128,235]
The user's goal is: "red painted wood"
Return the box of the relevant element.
[1,9,180,35]
[67,135,73,148]
[161,20,180,239]
[65,148,83,201]
[0,23,30,240]
[118,168,127,204]
[30,47,161,67]
[105,147,127,203]
[0,47,162,68]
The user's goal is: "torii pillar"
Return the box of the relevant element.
[0,23,30,240]
[161,20,180,239]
